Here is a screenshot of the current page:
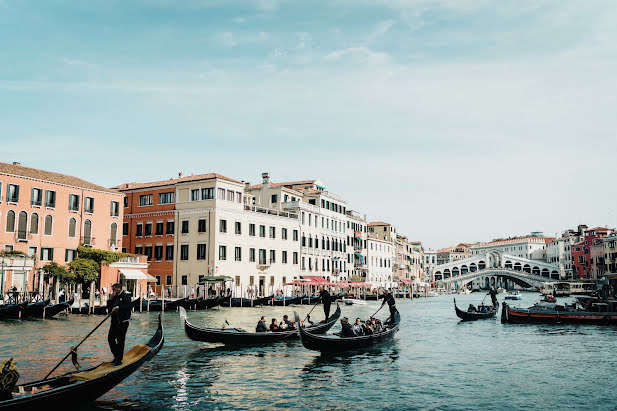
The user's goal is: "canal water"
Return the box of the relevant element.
[1,292,616,410]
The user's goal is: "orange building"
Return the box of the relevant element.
[0,162,124,295]
[113,177,177,295]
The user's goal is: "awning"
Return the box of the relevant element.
[119,269,157,282]
[300,276,328,285]
[332,257,340,261]
[198,275,234,284]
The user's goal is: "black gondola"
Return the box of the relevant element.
[177,298,199,310]
[454,298,498,321]
[0,314,164,409]
[301,296,320,304]
[180,304,341,345]
[32,301,71,319]
[20,300,50,319]
[0,303,28,320]
[131,297,141,310]
[195,296,221,309]
[268,296,302,306]
[295,310,400,352]
[140,299,182,312]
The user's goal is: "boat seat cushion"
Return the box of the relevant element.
[68,344,151,382]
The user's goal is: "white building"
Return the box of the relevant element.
[424,249,437,282]
[470,235,553,261]
[367,237,393,287]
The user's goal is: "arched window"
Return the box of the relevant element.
[68,218,76,238]
[44,215,53,235]
[83,219,92,245]
[6,210,15,232]
[110,222,118,246]
[17,211,27,240]
[30,213,39,235]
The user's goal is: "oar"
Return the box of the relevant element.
[302,297,321,323]
[369,303,385,319]
[44,311,113,379]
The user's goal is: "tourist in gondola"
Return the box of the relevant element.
[256,316,268,332]
[353,318,365,336]
[337,317,355,337]
[363,319,373,335]
[381,289,398,321]
[107,283,132,366]
[282,314,295,330]
[468,304,477,312]
[270,318,281,332]
[488,286,498,307]
[319,286,331,320]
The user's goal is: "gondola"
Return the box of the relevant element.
[454,298,498,321]
[295,310,400,352]
[177,297,200,310]
[301,296,320,305]
[217,295,231,307]
[268,296,302,306]
[32,301,71,319]
[180,304,341,345]
[141,299,181,312]
[131,297,141,310]
[20,300,50,319]
[0,302,28,320]
[0,314,164,409]
[195,296,221,309]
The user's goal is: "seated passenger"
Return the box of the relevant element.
[468,304,477,312]
[256,316,268,332]
[270,318,281,332]
[372,318,383,332]
[363,320,374,335]
[337,317,356,337]
[352,318,365,336]
[282,314,295,330]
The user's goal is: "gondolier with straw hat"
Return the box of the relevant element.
[107,283,132,366]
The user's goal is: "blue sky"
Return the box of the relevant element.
[1,0,616,248]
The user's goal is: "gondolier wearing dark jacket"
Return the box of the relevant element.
[381,290,398,321]
[488,286,498,307]
[319,287,331,320]
[107,283,132,366]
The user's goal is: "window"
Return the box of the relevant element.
[282,251,288,264]
[139,194,153,206]
[201,188,214,200]
[166,244,174,261]
[293,230,298,241]
[83,219,92,245]
[155,245,163,261]
[269,250,275,263]
[121,222,128,237]
[191,189,200,201]
[235,222,241,235]
[110,201,120,216]
[135,245,143,255]
[156,222,164,235]
[123,196,129,208]
[259,249,266,265]
[159,192,175,204]
[181,244,189,260]
[259,225,265,238]
[41,247,53,261]
[219,245,227,260]
[31,188,42,206]
[198,219,206,233]
[45,190,56,208]
[17,211,27,240]
[30,213,39,234]
[282,228,287,240]
[182,275,188,286]
[68,194,80,211]
[220,219,227,233]
[249,248,256,262]
[110,223,118,246]
[166,220,174,235]
[68,217,76,237]
[166,275,172,286]
[235,247,241,261]
[197,244,206,260]
[249,224,256,237]
[181,220,189,234]
[293,252,298,264]
[144,222,153,236]
[7,184,19,203]
[144,246,153,261]
[44,215,53,236]
[271,194,278,204]
[235,192,242,203]
[28,246,37,257]
[269,226,275,239]
[217,188,225,200]
[84,197,94,213]
[156,276,161,286]
[226,190,234,201]
[136,223,143,237]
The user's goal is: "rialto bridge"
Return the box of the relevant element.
[433,250,560,289]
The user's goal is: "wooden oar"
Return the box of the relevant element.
[369,303,385,319]
[44,311,113,379]
[302,297,321,323]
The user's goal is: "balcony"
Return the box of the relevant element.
[244,204,298,220]
[281,200,320,213]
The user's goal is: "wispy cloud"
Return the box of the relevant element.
[324,46,391,64]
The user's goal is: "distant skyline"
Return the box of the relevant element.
[2,1,616,249]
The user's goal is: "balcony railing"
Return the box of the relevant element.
[244,205,298,220]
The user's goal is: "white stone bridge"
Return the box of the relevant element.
[433,250,560,288]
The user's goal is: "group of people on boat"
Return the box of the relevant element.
[467,304,491,313]
[337,316,383,337]
[255,314,301,332]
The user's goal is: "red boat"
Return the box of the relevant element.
[501,301,617,325]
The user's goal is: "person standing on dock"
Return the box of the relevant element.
[319,286,331,320]
[107,283,132,366]
[381,290,397,321]
[488,286,498,308]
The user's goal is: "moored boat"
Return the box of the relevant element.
[454,298,497,321]
[0,315,164,409]
[268,296,302,306]
[180,305,341,345]
[0,302,28,320]
[504,291,522,300]
[295,311,400,352]
[342,298,367,306]
[501,301,617,325]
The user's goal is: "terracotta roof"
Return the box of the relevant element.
[0,162,120,194]
[249,180,316,190]
[368,221,390,226]
[585,227,612,233]
[114,173,242,191]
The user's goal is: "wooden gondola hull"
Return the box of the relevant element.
[182,305,341,345]
[0,303,28,320]
[32,302,70,319]
[454,299,497,321]
[195,296,221,309]
[297,312,400,352]
[269,296,302,306]
[501,302,617,325]
[0,316,164,410]
[20,301,50,319]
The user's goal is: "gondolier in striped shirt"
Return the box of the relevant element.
[107,283,132,366]
[381,290,398,322]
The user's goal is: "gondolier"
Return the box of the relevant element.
[319,286,331,320]
[488,286,498,307]
[107,283,132,366]
[381,289,398,321]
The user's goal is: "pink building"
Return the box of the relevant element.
[0,162,124,296]
[572,227,612,279]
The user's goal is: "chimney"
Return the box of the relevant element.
[12,162,21,166]
[262,172,270,186]
[178,172,183,179]
[244,181,250,190]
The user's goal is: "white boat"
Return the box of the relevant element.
[504,291,522,300]
[342,297,367,305]
[427,291,438,297]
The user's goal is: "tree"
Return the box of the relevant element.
[77,246,134,266]
[43,262,75,284]
[69,258,100,284]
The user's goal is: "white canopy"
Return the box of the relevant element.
[119,269,157,282]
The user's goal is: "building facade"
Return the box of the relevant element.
[367,237,393,286]
[572,227,612,279]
